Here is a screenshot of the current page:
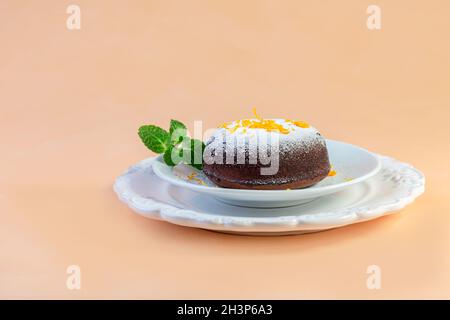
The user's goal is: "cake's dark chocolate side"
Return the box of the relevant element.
[202,142,331,190]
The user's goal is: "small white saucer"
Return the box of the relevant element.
[113,155,425,235]
[152,140,381,207]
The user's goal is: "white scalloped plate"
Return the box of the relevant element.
[152,140,381,208]
[113,155,425,235]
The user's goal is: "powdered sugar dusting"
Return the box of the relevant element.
[204,119,325,164]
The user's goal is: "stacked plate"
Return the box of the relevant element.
[114,140,425,235]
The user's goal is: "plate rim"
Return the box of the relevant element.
[113,154,425,232]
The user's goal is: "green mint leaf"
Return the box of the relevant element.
[138,125,170,154]
[163,145,183,166]
[169,119,187,145]
[184,138,205,170]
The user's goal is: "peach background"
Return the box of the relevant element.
[1,0,449,299]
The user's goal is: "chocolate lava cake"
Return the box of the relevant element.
[202,118,331,190]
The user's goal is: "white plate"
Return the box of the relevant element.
[113,155,425,235]
[152,140,381,207]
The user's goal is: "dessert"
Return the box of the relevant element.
[202,111,331,190]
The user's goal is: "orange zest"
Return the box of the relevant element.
[187,172,206,185]
[252,107,262,121]
[286,119,310,128]
[219,109,309,134]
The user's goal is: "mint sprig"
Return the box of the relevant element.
[138,119,204,170]
[184,137,206,170]
[169,119,187,145]
[138,125,170,153]
[163,145,183,166]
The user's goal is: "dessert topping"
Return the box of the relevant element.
[219,109,310,134]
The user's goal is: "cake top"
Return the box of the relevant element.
[218,108,311,135]
[205,109,325,160]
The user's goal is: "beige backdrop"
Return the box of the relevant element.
[0,0,449,299]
